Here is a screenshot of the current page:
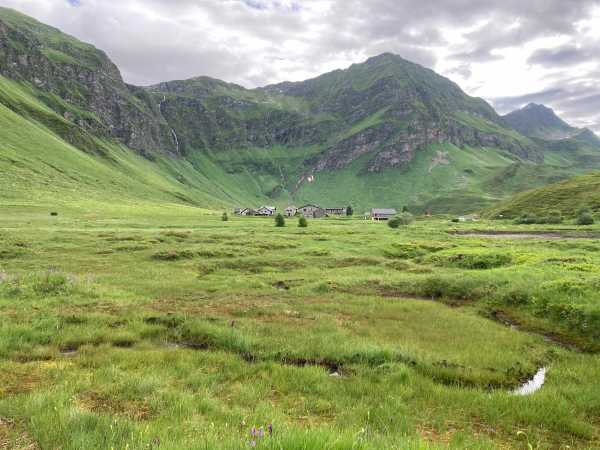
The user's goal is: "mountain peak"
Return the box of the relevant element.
[503,103,575,140]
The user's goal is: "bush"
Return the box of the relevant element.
[398,212,414,225]
[222,212,229,222]
[388,212,414,229]
[577,212,594,225]
[514,214,538,224]
[513,210,563,224]
[298,216,308,228]
[275,214,285,227]
[346,206,353,216]
[388,217,401,229]
[542,210,563,224]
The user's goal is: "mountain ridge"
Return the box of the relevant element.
[503,102,599,143]
[1,6,600,213]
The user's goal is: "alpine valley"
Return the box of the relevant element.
[1,7,599,214]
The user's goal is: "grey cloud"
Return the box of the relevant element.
[528,44,598,67]
[492,85,600,134]
[1,0,600,133]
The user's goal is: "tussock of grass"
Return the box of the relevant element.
[1,209,600,449]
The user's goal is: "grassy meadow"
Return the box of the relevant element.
[1,203,599,449]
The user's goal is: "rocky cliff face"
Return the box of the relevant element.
[148,53,541,178]
[0,7,542,177]
[0,8,175,156]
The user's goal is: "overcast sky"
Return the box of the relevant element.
[1,0,599,132]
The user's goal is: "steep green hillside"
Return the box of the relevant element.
[0,75,266,210]
[1,7,600,213]
[486,172,600,218]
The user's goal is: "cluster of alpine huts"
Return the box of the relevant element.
[234,205,399,220]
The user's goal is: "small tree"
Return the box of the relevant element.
[222,212,229,222]
[346,205,353,216]
[388,217,401,228]
[275,213,286,227]
[298,216,308,228]
[402,206,409,213]
[543,210,563,224]
[577,211,594,225]
[398,212,414,225]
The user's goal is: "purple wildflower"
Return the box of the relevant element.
[250,440,256,447]
[258,427,264,438]
[251,426,258,437]
[268,423,273,437]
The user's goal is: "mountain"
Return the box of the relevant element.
[487,172,600,218]
[503,103,578,140]
[503,103,600,147]
[1,7,600,213]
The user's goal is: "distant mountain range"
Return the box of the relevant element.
[1,6,599,213]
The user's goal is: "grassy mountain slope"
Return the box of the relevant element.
[2,7,600,213]
[0,75,267,210]
[486,172,600,218]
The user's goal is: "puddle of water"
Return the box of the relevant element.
[514,367,546,396]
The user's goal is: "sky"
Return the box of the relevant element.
[1,0,599,132]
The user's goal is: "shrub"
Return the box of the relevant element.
[542,210,563,224]
[514,214,538,224]
[298,216,308,228]
[346,206,353,216]
[275,214,285,227]
[221,212,229,222]
[388,213,414,229]
[388,217,401,229]
[577,212,595,225]
[398,212,414,225]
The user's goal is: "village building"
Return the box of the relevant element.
[325,207,347,216]
[239,208,256,216]
[370,208,397,221]
[285,206,298,217]
[298,204,326,218]
[256,206,277,216]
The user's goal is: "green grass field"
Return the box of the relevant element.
[1,204,599,449]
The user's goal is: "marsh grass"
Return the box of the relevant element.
[0,208,599,449]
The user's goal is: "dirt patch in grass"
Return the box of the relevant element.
[0,417,38,450]
[77,391,155,421]
[273,281,290,290]
[0,365,45,396]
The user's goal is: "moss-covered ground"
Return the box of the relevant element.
[1,205,599,449]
